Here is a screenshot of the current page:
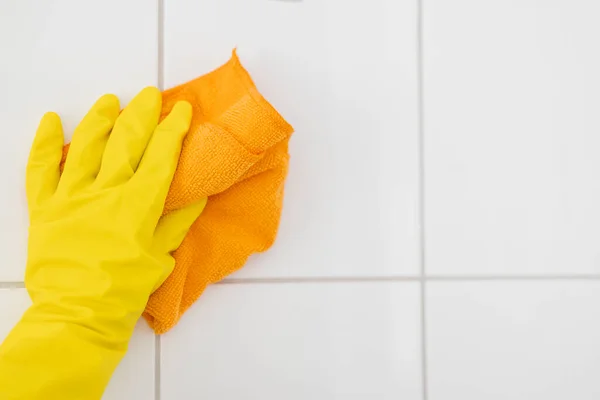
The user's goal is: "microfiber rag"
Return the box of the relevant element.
[61,50,294,333]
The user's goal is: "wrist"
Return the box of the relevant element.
[23,294,140,348]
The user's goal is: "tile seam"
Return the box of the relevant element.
[416,0,429,396]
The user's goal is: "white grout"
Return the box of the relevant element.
[424,275,600,281]
[416,0,428,397]
[220,276,421,284]
[420,282,428,400]
[155,335,161,400]
[0,282,25,289]
[157,0,164,92]
[217,275,600,284]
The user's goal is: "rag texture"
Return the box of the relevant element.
[61,50,293,333]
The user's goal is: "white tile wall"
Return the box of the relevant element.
[424,0,600,275]
[0,289,155,400]
[1,0,600,399]
[161,283,423,400]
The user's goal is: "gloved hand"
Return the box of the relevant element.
[0,87,206,399]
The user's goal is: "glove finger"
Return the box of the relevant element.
[94,87,161,188]
[153,199,207,255]
[149,200,206,293]
[130,100,192,223]
[58,94,120,193]
[26,112,64,208]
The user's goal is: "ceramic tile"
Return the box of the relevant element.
[161,282,422,400]
[427,281,600,400]
[424,0,600,275]
[0,288,155,399]
[0,0,158,281]
[103,322,156,400]
[164,0,420,277]
[0,289,30,340]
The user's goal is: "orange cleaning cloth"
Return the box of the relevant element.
[62,51,294,333]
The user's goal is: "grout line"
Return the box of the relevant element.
[155,2,164,400]
[217,274,600,284]
[0,282,25,289]
[420,281,428,400]
[157,0,165,91]
[155,335,161,400]
[425,275,600,281]
[416,0,428,397]
[417,0,427,279]
[220,276,423,284]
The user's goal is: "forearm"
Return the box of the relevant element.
[0,305,130,400]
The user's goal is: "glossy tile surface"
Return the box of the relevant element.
[427,281,600,400]
[424,0,600,275]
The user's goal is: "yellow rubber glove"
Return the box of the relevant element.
[0,87,206,399]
